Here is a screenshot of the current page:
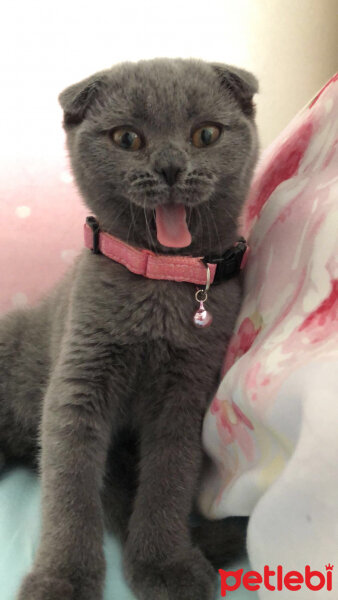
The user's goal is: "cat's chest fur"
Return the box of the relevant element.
[68,250,241,431]
[75,249,241,349]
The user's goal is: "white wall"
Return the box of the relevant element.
[245,0,338,147]
[1,0,337,162]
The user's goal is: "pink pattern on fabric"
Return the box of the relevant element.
[309,72,338,108]
[199,74,338,521]
[298,279,338,344]
[242,120,313,234]
[223,315,263,375]
[211,397,255,462]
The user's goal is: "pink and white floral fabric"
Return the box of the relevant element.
[199,75,338,596]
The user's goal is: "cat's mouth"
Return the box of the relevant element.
[155,203,192,248]
[127,172,215,248]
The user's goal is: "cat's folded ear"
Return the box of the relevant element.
[211,63,258,117]
[58,72,108,127]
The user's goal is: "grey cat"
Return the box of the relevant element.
[0,58,258,600]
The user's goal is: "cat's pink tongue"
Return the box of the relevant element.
[155,204,192,248]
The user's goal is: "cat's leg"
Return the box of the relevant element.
[123,377,217,600]
[191,515,248,569]
[101,429,139,543]
[17,337,128,600]
[0,310,45,468]
[101,435,248,567]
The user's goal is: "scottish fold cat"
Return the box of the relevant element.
[0,57,258,600]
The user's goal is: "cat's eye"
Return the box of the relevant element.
[110,127,143,151]
[191,124,222,148]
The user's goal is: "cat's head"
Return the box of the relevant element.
[59,58,258,256]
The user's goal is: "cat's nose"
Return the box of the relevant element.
[153,146,187,186]
[159,164,182,187]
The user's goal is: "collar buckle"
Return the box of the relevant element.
[203,237,248,284]
[86,216,100,254]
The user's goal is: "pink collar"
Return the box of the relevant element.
[84,216,248,286]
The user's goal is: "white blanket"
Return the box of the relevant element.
[199,75,338,598]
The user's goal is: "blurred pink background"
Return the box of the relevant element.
[0,153,86,314]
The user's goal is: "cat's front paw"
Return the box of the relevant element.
[124,547,217,600]
[17,570,102,600]
[17,571,74,600]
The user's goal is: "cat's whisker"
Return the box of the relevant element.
[205,202,223,257]
[151,209,159,255]
[143,200,157,253]
[187,206,193,230]
[221,203,238,229]
[101,203,129,238]
[195,205,204,250]
[204,206,213,257]
[128,203,137,247]
[126,221,134,247]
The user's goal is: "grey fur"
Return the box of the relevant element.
[0,57,258,600]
